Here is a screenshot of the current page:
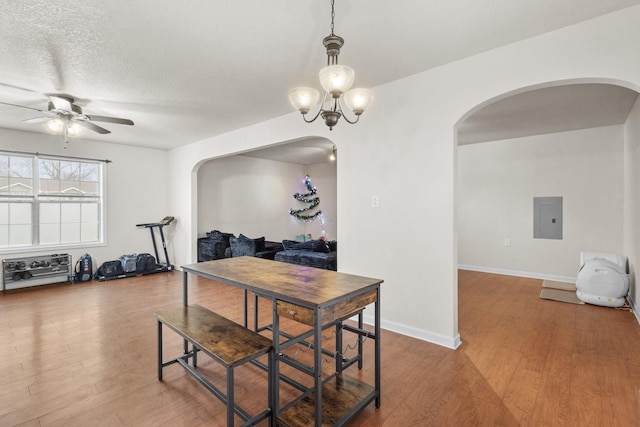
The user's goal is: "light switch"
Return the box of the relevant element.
[372,195,380,208]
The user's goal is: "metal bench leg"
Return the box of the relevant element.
[269,349,276,427]
[358,311,364,369]
[254,293,259,331]
[243,289,248,328]
[227,366,234,427]
[336,322,343,373]
[157,320,163,380]
[193,343,198,367]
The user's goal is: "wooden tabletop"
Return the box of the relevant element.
[182,257,383,309]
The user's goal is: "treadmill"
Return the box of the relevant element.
[136,216,175,272]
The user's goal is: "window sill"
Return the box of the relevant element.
[0,241,107,256]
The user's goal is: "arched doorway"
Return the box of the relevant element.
[195,137,338,248]
[454,79,639,336]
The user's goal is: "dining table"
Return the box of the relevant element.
[181,256,383,426]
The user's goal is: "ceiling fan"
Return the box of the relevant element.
[0,94,134,147]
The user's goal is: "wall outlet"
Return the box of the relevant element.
[504,239,511,247]
[372,195,380,208]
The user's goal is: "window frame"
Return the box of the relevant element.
[0,151,107,254]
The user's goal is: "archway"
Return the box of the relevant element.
[194,137,337,257]
[454,79,640,339]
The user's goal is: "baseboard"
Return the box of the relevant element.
[458,264,576,283]
[358,314,461,350]
[628,295,640,325]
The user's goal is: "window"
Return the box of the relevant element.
[0,152,105,250]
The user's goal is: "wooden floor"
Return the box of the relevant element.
[1,269,639,426]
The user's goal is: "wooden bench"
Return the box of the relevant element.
[155,304,274,426]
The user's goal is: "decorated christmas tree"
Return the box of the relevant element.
[289,175,323,222]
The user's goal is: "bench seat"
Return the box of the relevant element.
[156,304,274,426]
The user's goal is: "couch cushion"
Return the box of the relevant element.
[264,241,284,252]
[230,234,266,257]
[198,237,230,261]
[282,240,300,251]
[282,239,329,253]
[275,250,337,270]
[206,230,234,245]
[239,234,265,251]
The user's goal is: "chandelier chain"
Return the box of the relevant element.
[330,0,335,35]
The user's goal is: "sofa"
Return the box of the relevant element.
[197,230,235,262]
[275,239,337,270]
[224,234,284,260]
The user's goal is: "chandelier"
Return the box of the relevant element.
[289,0,373,130]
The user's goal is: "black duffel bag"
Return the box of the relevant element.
[136,253,157,274]
[95,260,124,278]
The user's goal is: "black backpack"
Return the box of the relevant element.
[74,253,93,282]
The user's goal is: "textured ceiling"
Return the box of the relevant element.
[0,0,639,151]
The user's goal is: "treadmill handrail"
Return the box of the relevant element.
[136,216,175,228]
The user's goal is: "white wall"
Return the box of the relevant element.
[458,126,624,281]
[197,155,336,241]
[0,128,169,268]
[168,6,640,349]
[624,98,640,310]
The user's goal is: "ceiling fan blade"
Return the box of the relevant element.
[85,115,134,126]
[49,95,73,112]
[23,116,52,123]
[0,82,39,94]
[78,120,111,134]
[0,100,48,113]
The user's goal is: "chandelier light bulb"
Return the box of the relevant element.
[289,87,320,113]
[319,65,355,97]
[344,88,374,115]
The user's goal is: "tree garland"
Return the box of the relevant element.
[289,175,323,222]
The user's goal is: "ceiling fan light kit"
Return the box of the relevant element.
[289,0,373,130]
[0,94,134,148]
[44,117,86,138]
